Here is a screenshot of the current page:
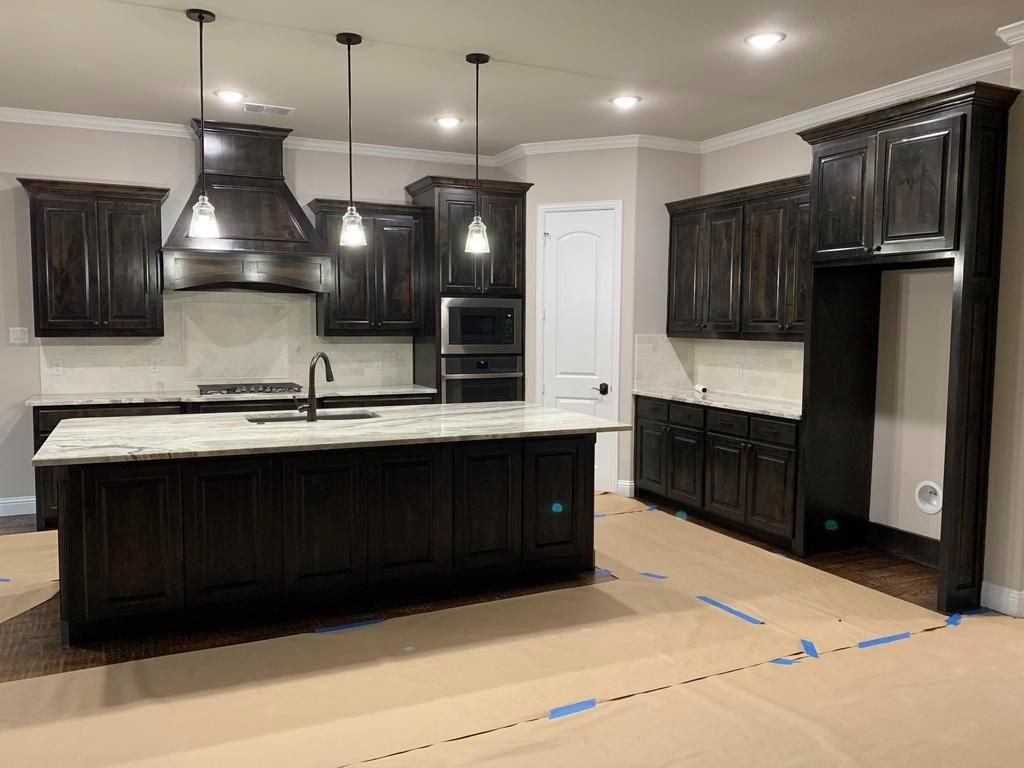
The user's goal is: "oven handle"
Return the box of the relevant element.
[441,372,525,380]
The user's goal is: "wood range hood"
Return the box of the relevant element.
[162,120,333,293]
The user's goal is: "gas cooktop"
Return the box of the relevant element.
[197,382,302,396]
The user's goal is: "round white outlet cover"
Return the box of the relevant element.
[915,481,942,515]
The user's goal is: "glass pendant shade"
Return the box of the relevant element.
[188,194,220,238]
[339,206,367,247]
[465,214,490,254]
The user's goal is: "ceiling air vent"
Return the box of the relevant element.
[242,102,295,116]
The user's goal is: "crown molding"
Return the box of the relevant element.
[0,106,191,138]
[700,50,1012,154]
[996,20,1024,46]
[284,136,490,167]
[492,134,700,165]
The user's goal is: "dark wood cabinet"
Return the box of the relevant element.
[666,177,809,340]
[368,445,452,581]
[282,452,368,594]
[406,176,532,296]
[310,201,426,335]
[183,457,280,606]
[523,437,594,564]
[19,179,168,337]
[634,395,798,547]
[810,135,874,262]
[453,441,522,569]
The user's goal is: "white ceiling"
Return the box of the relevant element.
[0,0,1019,154]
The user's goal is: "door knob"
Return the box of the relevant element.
[591,383,609,396]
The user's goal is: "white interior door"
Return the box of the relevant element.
[539,203,621,491]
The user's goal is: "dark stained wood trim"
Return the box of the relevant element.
[17,178,169,202]
[308,199,431,216]
[798,82,1019,143]
[665,175,809,214]
[866,522,939,569]
[404,175,534,198]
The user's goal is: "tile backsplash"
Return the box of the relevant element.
[39,292,413,393]
[635,333,803,403]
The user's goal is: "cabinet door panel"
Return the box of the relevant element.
[812,136,874,261]
[784,194,812,334]
[874,115,963,256]
[33,196,100,332]
[368,446,452,580]
[80,463,183,620]
[453,441,522,569]
[523,437,594,563]
[704,206,742,332]
[282,453,368,593]
[746,442,796,538]
[376,216,420,329]
[704,434,746,523]
[743,198,787,334]
[318,212,375,332]
[667,212,703,334]
[480,193,524,295]
[183,458,280,605]
[635,419,667,496]
[97,200,162,333]
[439,191,481,294]
[666,427,704,509]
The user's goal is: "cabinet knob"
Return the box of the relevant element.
[872,245,882,253]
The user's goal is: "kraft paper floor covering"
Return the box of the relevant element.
[0,530,58,625]
[0,496,957,767]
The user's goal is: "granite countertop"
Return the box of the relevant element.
[25,384,438,407]
[32,402,631,467]
[633,388,802,420]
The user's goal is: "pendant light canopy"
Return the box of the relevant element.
[337,32,367,247]
[465,52,490,255]
[186,9,219,239]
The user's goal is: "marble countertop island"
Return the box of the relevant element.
[33,402,631,467]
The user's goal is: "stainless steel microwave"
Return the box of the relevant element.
[440,297,523,355]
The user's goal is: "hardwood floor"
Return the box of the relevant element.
[0,515,34,534]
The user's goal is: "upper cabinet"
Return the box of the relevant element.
[666,177,810,341]
[309,200,427,336]
[19,179,168,337]
[803,107,968,265]
[406,176,533,296]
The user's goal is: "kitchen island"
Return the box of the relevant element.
[34,402,629,644]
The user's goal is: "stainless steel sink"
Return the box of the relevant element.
[245,409,379,424]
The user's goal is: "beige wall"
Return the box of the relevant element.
[985,43,1024,597]
[700,133,811,195]
[0,120,511,501]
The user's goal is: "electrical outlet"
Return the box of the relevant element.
[736,362,745,379]
[373,357,383,370]
[53,359,64,376]
[7,327,29,345]
[150,357,161,373]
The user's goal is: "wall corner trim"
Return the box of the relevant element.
[981,581,1024,618]
[0,496,35,518]
[617,480,636,498]
[996,21,1024,46]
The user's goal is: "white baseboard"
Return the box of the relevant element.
[0,496,35,518]
[616,480,635,498]
[981,581,1024,618]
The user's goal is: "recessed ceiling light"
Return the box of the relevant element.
[610,95,642,110]
[434,115,463,128]
[215,89,246,104]
[745,32,786,49]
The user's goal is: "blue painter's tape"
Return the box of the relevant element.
[646,504,657,511]
[549,698,596,720]
[946,613,962,627]
[593,513,608,519]
[771,658,799,666]
[640,571,668,580]
[697,595,764,625]
[0,578,11,583]
[314,618,385,634]
[963,607,990,616]
[675,510,688,521]
[595,566,613,576]
[801,639,820,659]
[857,631,912,649]
[551,502,564,513]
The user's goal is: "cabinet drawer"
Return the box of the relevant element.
[749,417,798,447]
[37,404,181,433]
[706,409,748,437]
[669,403,704,429]
[636,397,668,424]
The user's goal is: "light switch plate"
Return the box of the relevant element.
[7,327,29,345]
[150,357,161,373]
[53,360,64,376]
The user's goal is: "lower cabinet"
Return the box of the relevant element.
[635,396,798,545]
[523,437,594,564]
[453,441,522,570]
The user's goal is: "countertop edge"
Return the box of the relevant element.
[632,389,802,420]
[25,386,439,407]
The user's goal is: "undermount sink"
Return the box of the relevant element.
[246,409,380,424]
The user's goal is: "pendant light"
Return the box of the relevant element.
[465,53,490,254]
[186,9,219,239]
[337,32,367,247]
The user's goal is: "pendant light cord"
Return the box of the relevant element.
[347,41,354,208]
[474,60,480,217]
[198,14,207,198]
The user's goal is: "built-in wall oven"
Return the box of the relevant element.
[441,297,522,356]
[441,356,524,403]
